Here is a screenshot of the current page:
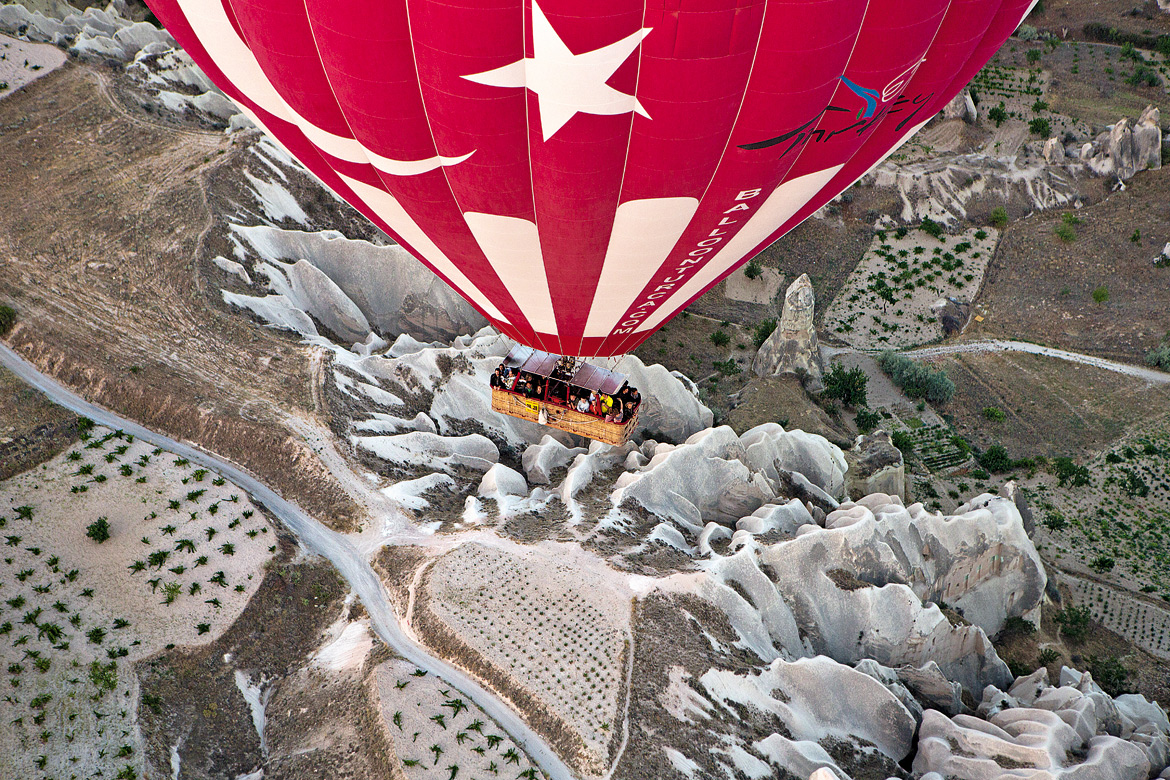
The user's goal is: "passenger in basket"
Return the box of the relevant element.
[575,394,590,413]
[588,391,602,416]
[606,398,624,424]
[490,367,506,389]
[600,393,613,415]
[625,386,641,409]
[528,378,545,399]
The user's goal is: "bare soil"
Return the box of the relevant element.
[931,351,1170,458]
[0,364,79,478]
[0,62,361,530]
[971,168,1170,364]
[1025,0,1170,44]
[136,541,349,778]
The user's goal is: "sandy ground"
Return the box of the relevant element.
[422,542,631,771]
[374,657,539,780]
[822,225,998,349]
[0,35,65,100]
[0,424,274,779]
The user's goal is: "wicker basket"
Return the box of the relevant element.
[491,389,639,445]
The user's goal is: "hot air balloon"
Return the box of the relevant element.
[145,0,1034,441]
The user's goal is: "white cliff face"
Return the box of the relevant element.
[613,423,847,531]
[918,667,1170,780]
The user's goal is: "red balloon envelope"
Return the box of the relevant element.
[146,0,1033,357]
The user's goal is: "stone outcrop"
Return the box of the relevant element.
[1082,106,1162,181]
[942,89,977,123]
[752,273,823,391]
[918,667,1169,780]
[1044,136,1067,164]
[612,424,846,530]
[843,430,905,500]
[229,226,486,345]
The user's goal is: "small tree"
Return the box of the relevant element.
[752,319,777,349]
[1028,117,1051,137]
[1092,286,1109,304]
[86,517,111,544]
[978,444,1013,473]
[0,305,15,336]
[824,364,869,408]
[988,104,1007,127]
[743,259,762,280]
[989,206,1008,228]
[1054,604,1091,642]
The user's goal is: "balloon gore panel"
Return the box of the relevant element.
[146,0,1032,356]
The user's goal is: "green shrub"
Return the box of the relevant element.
[1025,48,1042,64]
[854,407,881,434]
[743,259,762,280]
[1127,65,1159,88]
[1038,647,1060,666]
[920,218,944,240]
[989,206,1008,228]
[988,104,1007,127]
[1145,334,1170,370]
[0,305,15,336]
[890,430,914,456]
[1054,604,1091,642]
[983,406,1006,422]
[1088,655,1131,696]
[86,517,111,544]
[1000,615,1036,638]
[1028,117,1051,137]
[1091,286,1109,304]
[978,444,1013,473]
[877,352,954,403]
[1053,457,1090,487]
[1042,511,1068,531]
[824,364,869,408]
[752,319,776,349]
[1090,555,1115,573]
[710,329,731,348]
[1130,229,1141,243]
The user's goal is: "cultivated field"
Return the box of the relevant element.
[0,424,273,780]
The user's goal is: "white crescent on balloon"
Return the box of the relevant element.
[367,150,476,177]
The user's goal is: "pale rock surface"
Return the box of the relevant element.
[699,491,1045,693]
[740,423,847,501]
[615,423,850,530]
[843,430,905,500]
[285,259,372,345]
[1084,106,1162,180]
[521,435,586,484]
[916,666,1169,780]
[942,89,977,123]
[112,20,173,56]
[1044,136,1067,165]
[477,463,527,497]
[228,226,486,342]
[353,431,498,474]
[701,655,917,762]
[753,273,823,391]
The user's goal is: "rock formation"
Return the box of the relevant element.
[228,225,487,344]
[843,430,905,500]
[752,273,823,390]
[1082,106,1162,181]
[918,666,1170,780]
[942,88,978,123]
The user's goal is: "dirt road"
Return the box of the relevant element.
[910,339,1170,385]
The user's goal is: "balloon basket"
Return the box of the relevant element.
[491,389,639,446]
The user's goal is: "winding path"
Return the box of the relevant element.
[909,339,1170,385]
[0,343,578,780]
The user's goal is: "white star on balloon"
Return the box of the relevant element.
[463,1,652,141]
